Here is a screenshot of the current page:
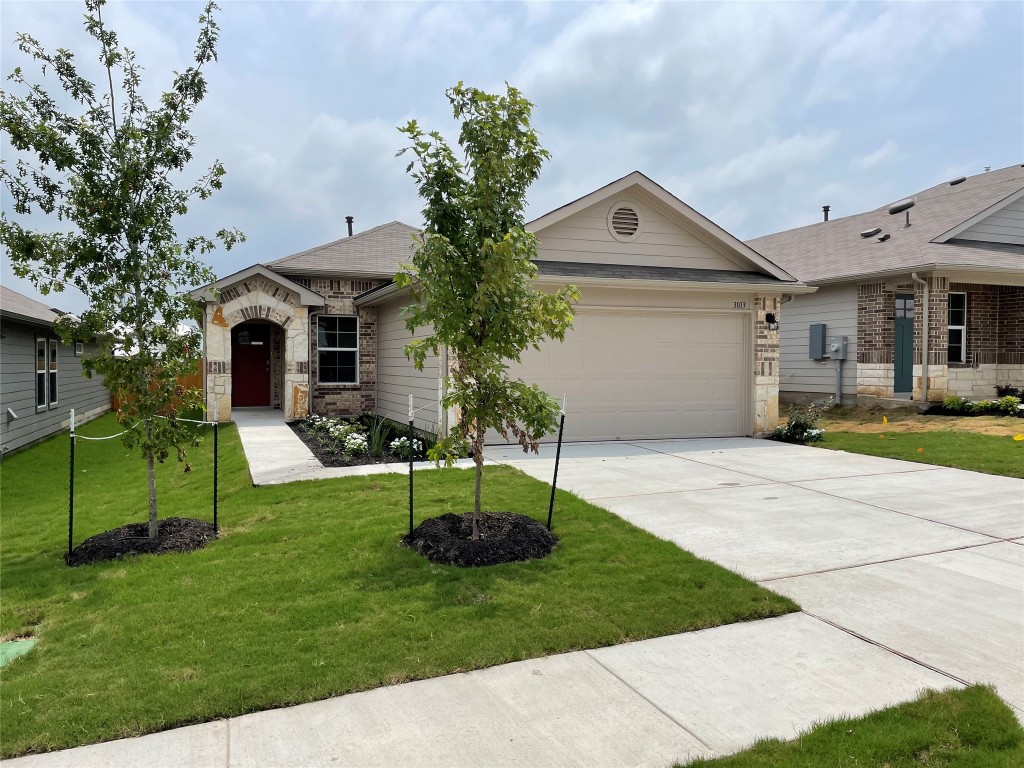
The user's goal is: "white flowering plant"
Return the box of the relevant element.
[343,432,369,456]
[389,436,423,460]
[768,400,829,444]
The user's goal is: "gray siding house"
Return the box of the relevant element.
[1,286,109,455]
[749,164,1024,405]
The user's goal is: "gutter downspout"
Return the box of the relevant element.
[911,273,929,403]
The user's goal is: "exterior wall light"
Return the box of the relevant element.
[765,312,779,331]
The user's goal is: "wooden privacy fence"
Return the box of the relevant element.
[110,367,203,411]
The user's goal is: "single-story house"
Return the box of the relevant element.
[748,163,1024,405]
[0,285,110,455]
[193,172,814,441]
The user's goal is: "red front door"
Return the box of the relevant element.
[232,324,271,407]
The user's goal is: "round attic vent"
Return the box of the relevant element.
[608,202,642,241]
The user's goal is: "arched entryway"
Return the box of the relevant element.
[231,320,285,409]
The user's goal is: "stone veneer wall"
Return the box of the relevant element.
[752,294,780,435]
[203,274,311,422]
[292,277,386,417]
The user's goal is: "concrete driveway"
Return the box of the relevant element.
[486,438,1024,718]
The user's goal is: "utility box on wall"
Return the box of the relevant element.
[828,335,848,360]
[809,323,827,360]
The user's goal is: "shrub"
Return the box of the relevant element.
[768,400,829,444]
[389,436,423,460]
[943,395,973,414]
[997,395,1022,416]
[995,384,1023,398]
[971,400,994,415]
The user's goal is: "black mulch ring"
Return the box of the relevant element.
[403,512,558,568]
[66,517,217,567]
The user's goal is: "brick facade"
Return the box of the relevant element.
[856,282,894,365]
[292,277,387,417]
[997,286,1024,365]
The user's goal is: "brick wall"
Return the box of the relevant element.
[293,277,387,417]
[998,285,1024,365]
[950,283,998,366]
[857,282,894,364]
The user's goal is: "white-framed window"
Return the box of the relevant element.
[317,316,359,384]
[948,292,967,364]
[75,341,85,357]
[48,340,58,407]
[36,338,47,410]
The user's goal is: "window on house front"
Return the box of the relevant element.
[36,338,47,409]
[317,316,358,384]
[948,292,967,364]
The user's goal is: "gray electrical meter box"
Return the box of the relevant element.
[809,323,827,360]
[828,335,848,360]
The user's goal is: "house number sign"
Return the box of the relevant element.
[733,301,748,309]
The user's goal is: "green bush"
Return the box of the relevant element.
[943,395,972,413]
[971,399,994,414]
[768,400,830,444]
[997,395,1022,416]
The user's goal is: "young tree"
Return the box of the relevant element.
[1,0,243,541]
[396,83,579,539]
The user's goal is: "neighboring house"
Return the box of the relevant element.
[193,172,812,441]
[748,164,1024,405]
[0,285,109,455]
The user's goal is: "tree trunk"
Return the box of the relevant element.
[145,418,159,541]
[471,433,484,539]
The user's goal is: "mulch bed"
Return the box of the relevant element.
[404,512,558,568]
[288,422,426,468]
[66,517,217,567]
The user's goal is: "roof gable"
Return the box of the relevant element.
[528,171,798,282]
[266,221,420,279]
[934,186,1024,245]
[190,264,325,307]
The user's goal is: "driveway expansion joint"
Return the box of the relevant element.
[798,610,971,689]
[581,649,718,755]
[758,540,1010,582]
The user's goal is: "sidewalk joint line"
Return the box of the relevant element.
[800,610,971,688]
[582,651,717,754]
[758,540,1007,582]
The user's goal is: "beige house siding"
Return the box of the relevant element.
[956,196,1024,246]
[533,196,746,271]
[779,284,858,402]
[374,295,440,433]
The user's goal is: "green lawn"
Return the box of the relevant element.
[821,430,1024,478]
[683,686,1024,767]
[0,414,797,758]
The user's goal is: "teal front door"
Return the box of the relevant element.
[894,294,914,394]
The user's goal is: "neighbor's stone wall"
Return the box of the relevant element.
[752,294,780,436]
[293,277,386,418]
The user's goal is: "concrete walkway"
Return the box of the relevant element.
[5,437,1020,767]
[232,408,474,485]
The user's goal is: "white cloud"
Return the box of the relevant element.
[855,140,902,169]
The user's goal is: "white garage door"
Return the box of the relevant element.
[508,310,749,441]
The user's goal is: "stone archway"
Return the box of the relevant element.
[202,274,313,422]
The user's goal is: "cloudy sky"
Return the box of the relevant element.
[2,0,1022,312]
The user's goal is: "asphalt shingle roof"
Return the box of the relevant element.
[266,221,420,279]
[747,164,1024,283]
[0,285,61,325]
[535,261,786,285]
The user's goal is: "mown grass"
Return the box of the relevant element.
[683,686,1024,767]
[820,430,1024,478]
[0,414,797,757]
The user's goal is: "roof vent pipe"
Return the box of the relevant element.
[345,216,354,237]
[822,205,830,222]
